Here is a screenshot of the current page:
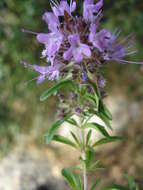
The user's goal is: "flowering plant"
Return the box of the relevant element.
[21,0,142,189]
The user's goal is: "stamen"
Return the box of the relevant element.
[20,60,34,69]
[24,77,39,86]
[95,10,102,20]
[119,34,134,45]
[126,44,134,50]
[21,28,38,35]
[117,59,143,64]
[115,30,121,39]
[95,10,103,24]
[50,0,59,8]
[70,0,73,12]
[20,60,28,68]
[126,51,138,56]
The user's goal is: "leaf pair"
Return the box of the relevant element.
[62,168,82,190]
[44,116,82,149]
[90,178,101,190]
[83,122,125,147]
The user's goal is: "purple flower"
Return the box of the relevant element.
[71,92,77,99]
[21,0,143,91]
[21,61,61,84]
[98,78,106,88]
[42,12,60,32]
[89,23,97,39]
[81,72,88,82]
[37,32,63,62]
[63,34,91,63]
[83,0,103,22]
[89,27,111,52]
[103,31,143,64]
[51,0,76,17]
[103,44,127,63]
[75,107,82,114]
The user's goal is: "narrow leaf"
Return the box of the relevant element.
[86,130,92,146]
[84,123,110,138]
[40,80,75,101]
[86,94,99,109]
[99,101,112,120]
[124,174,136,189]
[44,116,70,144]
[74,174,82,190]
[89,160,103,171]
[101,184,130,190]
[102,105,112,120]
[70,165,82,171]
[62,168,77,190]
[70,131,81,147]
[92,136,125,147]
[86,149,94,168]
[51,134,76,148]
[98,112,112,130]
[90,178,101,190]
[66,118,78,127]
[87,76,101,98]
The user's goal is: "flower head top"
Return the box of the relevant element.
[51,0,76,17]
[21,0,143,89]
[83,0,103,22]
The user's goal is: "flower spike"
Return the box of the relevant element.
[21,0,143,90]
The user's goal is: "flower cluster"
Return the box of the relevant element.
[21,0,142,89]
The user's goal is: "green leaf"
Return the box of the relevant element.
[86,93,99,110]
[98,112,112,130]
[124,174,136,189]
[90,178,101,190]
[81,85,87,96]
[44,116,70,144]
[66,118,79,127]
[87,76,101,98]
[74,174,82,190]
[62,168,77,190]
[101,184,130,190]
[62,168,82,190]
[89,160,103,171]
[40,80,75,101]
[84,123,110,138]
[70,131,81,148]
[99,101,112,121]
[70,165,82,171]
[92,136,125,147]
[50,134,76,148]
[86,130,92,146]
[103,105,112,120]
[86,149,95,169]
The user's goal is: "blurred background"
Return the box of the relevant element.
[0,0,143,190]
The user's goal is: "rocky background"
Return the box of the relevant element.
[0,0,143,190]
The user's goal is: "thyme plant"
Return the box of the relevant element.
[21,0,142,189]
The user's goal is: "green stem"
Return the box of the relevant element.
[82,151,87,190]
[81,126,87,190]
